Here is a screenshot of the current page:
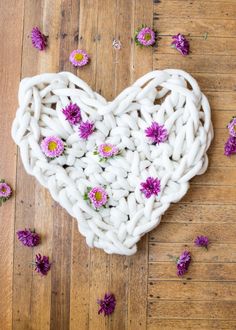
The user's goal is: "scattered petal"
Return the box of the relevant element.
[62,103,82,125]
[97,293,116,316]
[194,235,209,249]
[171,33,190,56]
[41,136,64,158]
[69,49,89,67]
[140,177,161,199]
[31,27,47,51]
[224,136,236,156]
[88,187,108,209]
[79,121,94,140]
[145,122,168,145]
[227,117,236,137]
[177,251,191,276]
[34,254,51,276]
[17,228,40,247]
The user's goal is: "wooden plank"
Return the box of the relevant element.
[162,204,236,223]
[149,262,236,281]
[148,319,236,330]
[148,300,236,319]
[109,1,133,329]
[149,222,236,243]
[154,1,236,19]
[69,0,97,329]
[189,73,236,92]
[208,149,236,168]
[157,37,236,56]
[148,280,236,300]
[154,54,236,74]
[87,1,116,329]
[149,243,236,263]
[154,18,236,38]
[191,168,236,185]
[0,0,24,328]
[126,1,153,329]
[211,111,233,128]
[205,91,236,110]
[180,185,236,204]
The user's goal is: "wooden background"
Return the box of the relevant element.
[1,0,236,329]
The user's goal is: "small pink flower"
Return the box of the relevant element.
[41,136,64,158]
[79,121,94,140]
[69,49,89,67]
[145,122,168,145]
[34,254,51,276]
[98,143,119,159]
[17,228,40,247]
[140,177,161,199]
[227,117,236,137]
[62,103,81,125]
[31,27,47,51]
[171,34,190,56]
[97,293,116,316]
[0,180,12,205]
[135,26,156,47]
[88,187,108,208]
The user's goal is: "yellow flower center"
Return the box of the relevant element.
[1,187,6,193]
[103,145,112,153]
[144,33,151,41]
[95,191,103,201]
[234,125,236,132]
[48,141,58,151]
[74,53,84,62]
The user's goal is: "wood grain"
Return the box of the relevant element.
[1,0,236,329]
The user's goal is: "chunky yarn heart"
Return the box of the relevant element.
[12,69,213,255]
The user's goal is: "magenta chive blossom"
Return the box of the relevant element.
[194,235,209,249]
[88,187,108,208]
[97,293,116,316]
[41,136,64,158]
[177,251,191,277]
[17,228,40,247]
[135,26,156,47]
[0,180,12,205]
[224,136,236,156]
[171,34,190,56]
[34,254,51,276]
[79,121,94,140]
[69,49,89,67]
[62,103,81,125]
[227,117,236,137]
[31,27,47,51]
[145,122,168,145]
[140,177,161,199]
[97,143,119,159]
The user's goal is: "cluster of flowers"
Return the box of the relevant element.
[224,117,236,156]
[17,228,51,276]
[176,235,209,276]
[31,26,190,68]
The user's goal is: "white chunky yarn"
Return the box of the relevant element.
[12,69,213,255]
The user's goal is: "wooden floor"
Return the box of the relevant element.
[1,0,236,329]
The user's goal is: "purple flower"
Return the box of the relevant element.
[31,27,47,51]
[62,103,81,125]
[224,136,236,156]
[41,136,64,158]
[69,49,89,67]
[97,293,116,316]
[34,254,51,276]
[145,122,168,145]
[0,180,12,206]
[79,121,94,140]
[88,187,108,208]
[227,117,236,137]
[177,251,191,276]
[97,143,119,159]
[140,177,161,199]
[17,228,40,247]
[194,235,209,249]
[135,26,156,47]
[171,33,190,56]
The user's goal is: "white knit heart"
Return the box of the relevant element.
[12,69,213,255]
